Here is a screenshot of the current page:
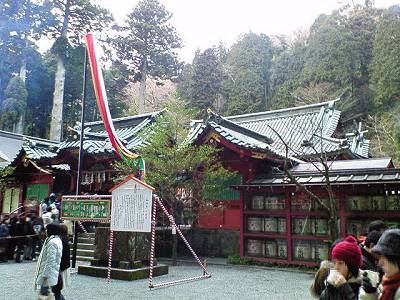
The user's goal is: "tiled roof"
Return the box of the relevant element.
[237,159,400,187]
[63,110,163,155]
[0,130,59,167]
[0,111,162,166]
[196,120,303,163]
[188,100,370,159]
[0,131,24,167]
[59,140,113,154]
[23,136,58,160]
[291,157,393,173]
[244,170,400,186]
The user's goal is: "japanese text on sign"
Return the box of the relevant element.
[61,199,111,221]
[111,185,152,232]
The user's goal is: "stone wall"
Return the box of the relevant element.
[156,228,240,258]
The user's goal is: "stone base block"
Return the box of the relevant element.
[78,264,168,281]
[90,259,147,269]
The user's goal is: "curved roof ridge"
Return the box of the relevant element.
[225,99,339,123]
[84,109,165,126]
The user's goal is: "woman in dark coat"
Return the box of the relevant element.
[52,224,70,300]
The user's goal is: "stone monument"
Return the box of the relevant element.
[78,175,168,280]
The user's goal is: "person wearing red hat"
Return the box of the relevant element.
[320,236,364,299]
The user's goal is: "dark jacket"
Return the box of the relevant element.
[60,237,70,271]
[361,246,379,273]
[320,282,358,300]
[25,220,35,236]
[320,276,361,300]
[14,221,26,237]
[0,224,9,237]
[0,224,9,249]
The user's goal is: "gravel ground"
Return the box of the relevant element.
[0,260,314,299]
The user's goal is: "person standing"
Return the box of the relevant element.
[361,231,382,273]
[360,229,400,300]
[41,197,50,216]
[31,215,44,260]
[55,193,63,212]
[52,224,70,300]
[49,193,56,206]
[43,207,53,228]
[367,221,387,234]
[23,215,36,260]
[50,204,60,224]
[34,224,63,299]
[319,236,363,299]
[0,218,10,262]
[7,217,17,260]
[14,217,26,263]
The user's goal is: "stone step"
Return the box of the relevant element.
[76,256,93,262]
[77,243,95,250]
[77,249,94,257]
[78,232,95,238]
[77,237,94,244]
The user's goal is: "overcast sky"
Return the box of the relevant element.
[95,0,400,62]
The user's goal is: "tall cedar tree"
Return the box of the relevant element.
[177,47,225,117]
[0,0,54,133]
[0,77,27,132]
[222,32,273,115]
[112,0,182,114]
[47,0,112,141]
[370,5,400,107]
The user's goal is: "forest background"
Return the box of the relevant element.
[1,0,400,162]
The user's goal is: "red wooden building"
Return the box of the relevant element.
[188,99,400,265]
[235,158,400,266]
[0,111,162,216]
[0,130,59,215]
[2,99,400,266]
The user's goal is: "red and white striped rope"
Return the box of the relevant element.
[148,195,211,289]
[154,196,209,275]
[77,221,90,236]
[106,230,114,283]
[151,274,211,289]
[148,196,158,288]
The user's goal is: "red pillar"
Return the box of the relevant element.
[338,192,347,237]
[239,190,244,256]
[285,189,292,263]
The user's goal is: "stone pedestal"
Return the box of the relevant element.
[78,225,168,281]
[78,264,169,281]
[94,226,150,264]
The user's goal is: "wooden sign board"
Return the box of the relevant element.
[110,175,154,232]
[61,197,111,222]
